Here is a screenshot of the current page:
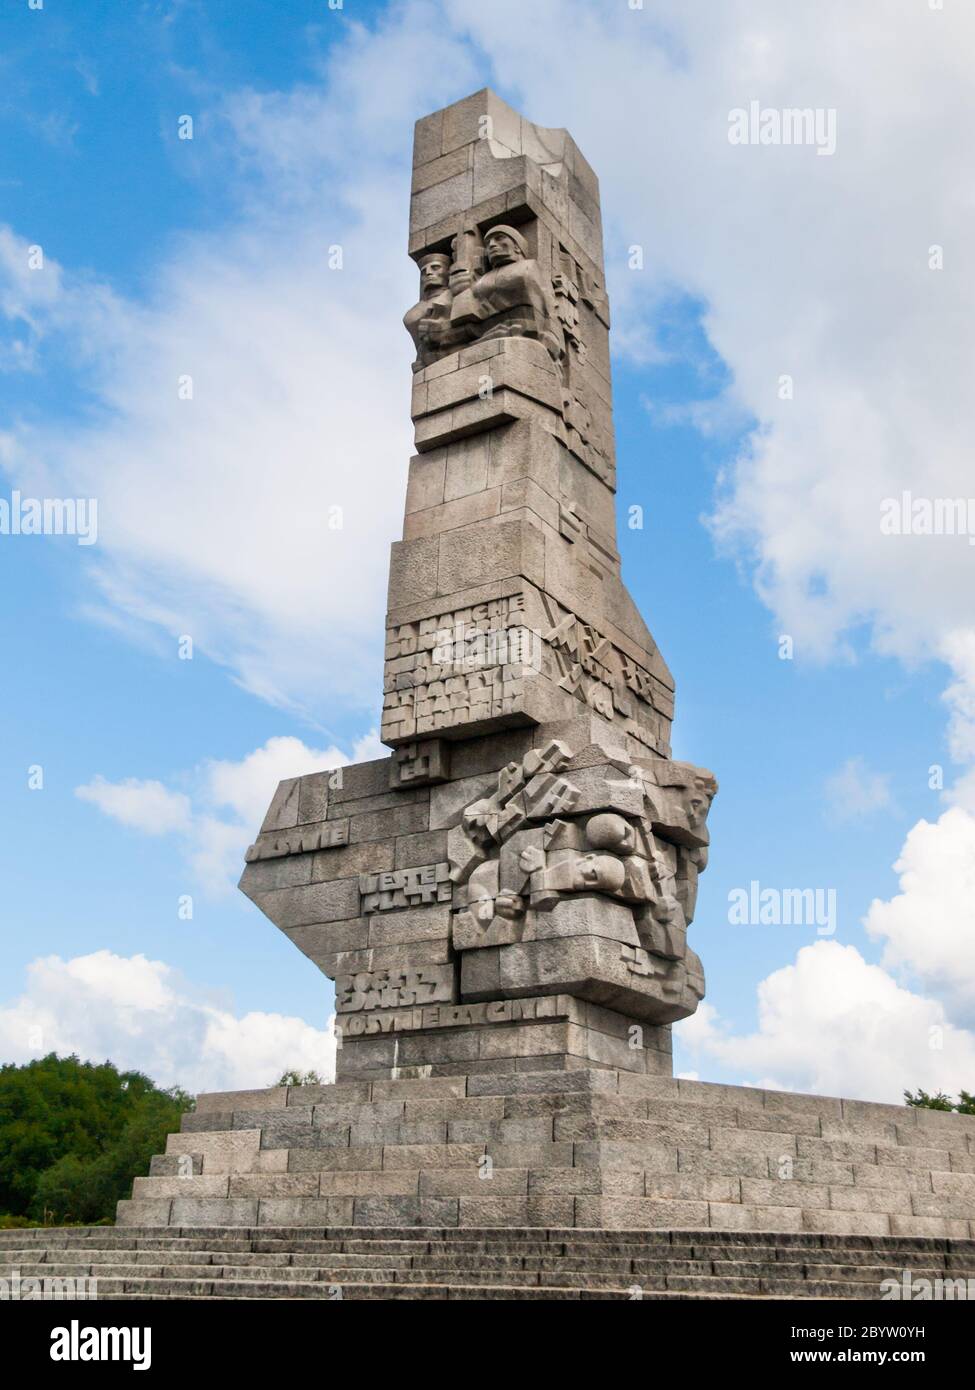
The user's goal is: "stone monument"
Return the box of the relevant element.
[240,88,717,1082]
[117,93,975,1241]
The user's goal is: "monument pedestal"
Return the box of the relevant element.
[119,1068,975,1239]
[333,995,672,1082]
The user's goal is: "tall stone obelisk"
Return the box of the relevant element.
[240,89,717,1082]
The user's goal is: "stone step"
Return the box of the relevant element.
[3,1223,972,1253]
[2,1242,968,1275]
[92,1280,755,1301]
[2,1258,888,1298]
[0,1259,701,1289]
[4,1267,885,1299]
[128,1164,972,1205]
[115,1190,975,1235]
[3,1254,966,1292]
[5,1247,971,1278]
[8,1223,973,1299]
[199,1071,972,1139]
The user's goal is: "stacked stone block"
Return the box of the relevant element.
[118,1070,975,1239]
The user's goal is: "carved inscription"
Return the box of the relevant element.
[335,965,454,1013]
[339,993,572,1037]
[540,594,671,751]
[381,595,534,741]
[245,819,349,862]
[389,738,449,789]
[359,863,452,912]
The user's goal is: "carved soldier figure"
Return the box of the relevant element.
[471,224,565,363]
[403,251,454,369]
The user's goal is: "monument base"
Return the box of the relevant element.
[118,1069,975,1238]
[335,995,672,1080]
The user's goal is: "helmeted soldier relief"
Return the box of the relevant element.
[470,224,564,362]
[402,251,453,368]
[404,223,565,370]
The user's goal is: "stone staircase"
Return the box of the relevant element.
[2,1225,974,1299]
[8,1067,965,1299]
[116,1069,975,1238]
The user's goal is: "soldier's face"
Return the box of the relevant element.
[486,234,519,267]
[421,257,450,289]
[686,783,712,826]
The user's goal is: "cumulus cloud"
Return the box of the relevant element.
[75,731,384,894]
[864,807,975,1028]
[676,941,975,1104]
[75,776,192,835]
[0,950,336,1093]
[0,4,480,717]
[823,756,893,823]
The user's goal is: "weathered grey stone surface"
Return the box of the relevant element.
[117,91,975,1246]
[118,1070,975,1238]
[8,1221,974,1300]
[235,89,718,1080]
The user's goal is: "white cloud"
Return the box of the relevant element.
[824,756,893,823]
[676,940,975,1104]
[0,950,335,1093]
[203,732,382,832]
[0,5,480,717]
[942,629,975,766]
[864,807,975,1028]
[76,731,384,894]
[75,776,192,835]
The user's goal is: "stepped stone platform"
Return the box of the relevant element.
[3,1225,974,1300]
[115,1070,975,1240]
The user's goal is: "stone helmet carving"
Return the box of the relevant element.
[483,223,530,262]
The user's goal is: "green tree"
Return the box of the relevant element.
[0,1054,192,1224]
[905,1087,975,1115]
[274,1069,325,1087]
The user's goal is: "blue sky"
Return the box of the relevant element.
[2,0,973,1101]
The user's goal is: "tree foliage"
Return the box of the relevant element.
[0,1054,192,1224]
[273,1069,325,1087]
[905,1088,975,1115]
